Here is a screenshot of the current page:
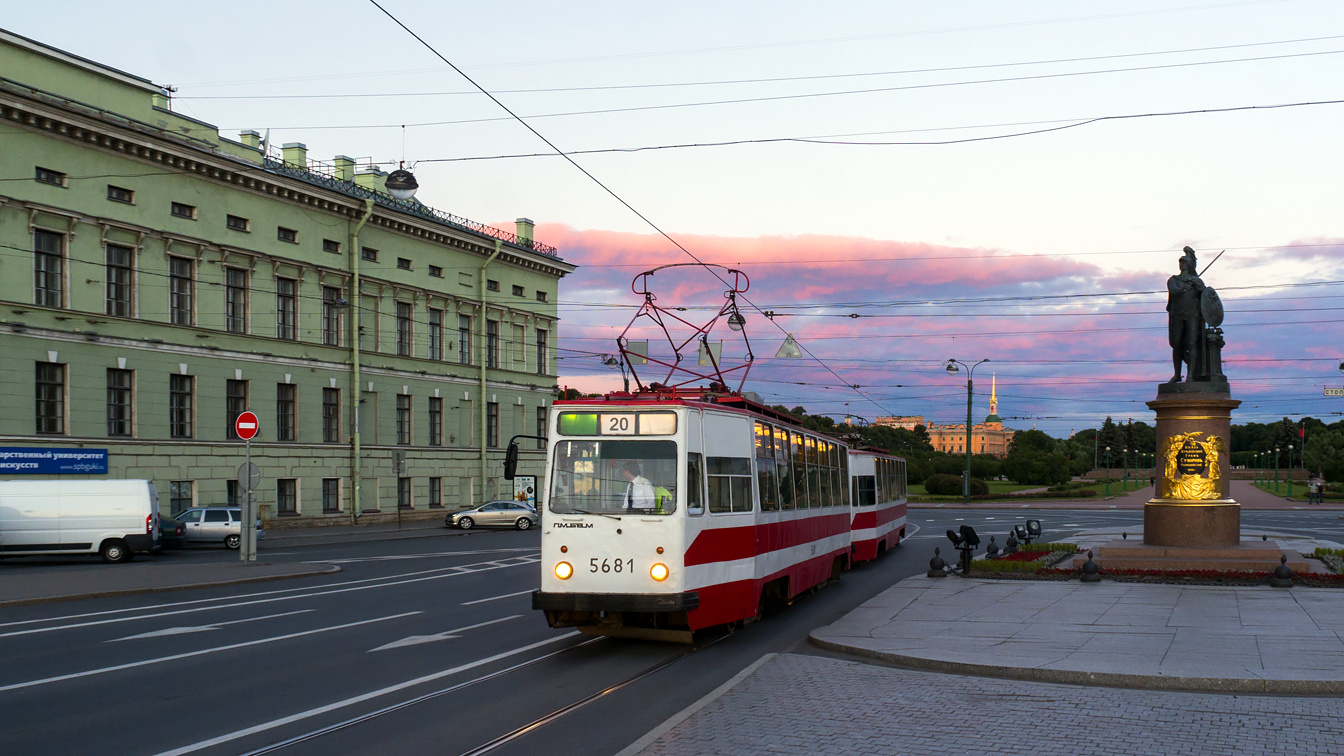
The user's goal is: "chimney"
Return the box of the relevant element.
[281,142,308,169]
[515,218,535,247]
[333,155,356,182]
[354,166,387,192]
[239,130,262,149]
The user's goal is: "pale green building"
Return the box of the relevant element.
[0,29,575,526]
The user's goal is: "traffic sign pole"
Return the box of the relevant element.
[234,411,260,564]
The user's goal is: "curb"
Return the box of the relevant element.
[807,633,1344,695]
[0,564,341,608]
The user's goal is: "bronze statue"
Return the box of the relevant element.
[1167,246,1206,383]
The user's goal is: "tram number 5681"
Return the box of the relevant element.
[590,558,634,574]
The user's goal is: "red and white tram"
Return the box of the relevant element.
[847,448,908,564]
[526,391,905,642]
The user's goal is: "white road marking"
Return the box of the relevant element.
[0,555,536,638]
[108,610,312,642]
[369,615,521,652]
[461,590,534,606]
[154,632,582,756]
[0,612,420,694]
[313,547,538,564]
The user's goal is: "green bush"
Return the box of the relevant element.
[923,474,988,496]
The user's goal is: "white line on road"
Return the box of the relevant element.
[369,615,521,652]
[313,547,539,564]
[155,631,582,756]
[107,610,313,642]
[0,556,537,637]
[0,612,420,694]
[461,590,534,606]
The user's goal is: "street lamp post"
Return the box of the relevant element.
[945,358,989,505]
[1123,447,1130,492]
[1274,447,1280,493]
[1287,444,1294,497]
[1104,446,1111,497]
[603,354,630,393]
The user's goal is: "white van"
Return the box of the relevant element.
[0,479,160,563]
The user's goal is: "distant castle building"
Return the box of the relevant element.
[875,375,1017,458]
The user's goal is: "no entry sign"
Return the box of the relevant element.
[235,411,260,440]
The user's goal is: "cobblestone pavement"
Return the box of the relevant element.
[628,653,1344,756]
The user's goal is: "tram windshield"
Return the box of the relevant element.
[549,440,678,516]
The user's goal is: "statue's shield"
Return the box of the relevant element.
[1201,287,1224,327]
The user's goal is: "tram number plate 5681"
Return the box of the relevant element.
[590,558,634,574]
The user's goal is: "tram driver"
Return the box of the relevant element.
[620,461,656,512]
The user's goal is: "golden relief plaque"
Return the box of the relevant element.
[1160,431,1225,500]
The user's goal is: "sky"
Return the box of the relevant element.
[7,1,1343,436]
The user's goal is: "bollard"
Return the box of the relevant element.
[1080,550,1101,583]
[1270,554,1295,588]
[986,536,1000,559]
[928,547,948,578]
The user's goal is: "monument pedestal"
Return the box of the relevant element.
[1087,539,1310,573]
[1144,387,1241,548]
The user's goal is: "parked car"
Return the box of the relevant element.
[445,501,538,531]
[158,514,187,549]
[174,507,265,549]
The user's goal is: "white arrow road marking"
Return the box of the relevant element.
[108,610,312,642]
[154,631,581,756]
[0,612,420,694]
[461,590,534,606]
[370,615,521,652]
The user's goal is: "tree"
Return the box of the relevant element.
[1303,429,1344,481]
[1097,417,1122,467]
[1008,429,1056,455]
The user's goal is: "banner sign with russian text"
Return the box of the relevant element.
[0,447,109,475]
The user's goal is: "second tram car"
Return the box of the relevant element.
[847,449,908,563]
[529,391,905,642]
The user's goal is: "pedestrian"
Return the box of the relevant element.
[1308,474,1321,506]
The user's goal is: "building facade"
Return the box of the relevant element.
[0,30,575,525]
[875,376,1017,458]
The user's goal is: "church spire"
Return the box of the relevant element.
[984,373,1002,425]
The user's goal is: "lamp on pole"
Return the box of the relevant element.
[1274,447,1280,493]
[1287,444,1294,497]
[1123,447,1130,492]
[602,354,630,393]
[1104,447,1111,496]
[1252,452,1258,485]
[945,358,989,504]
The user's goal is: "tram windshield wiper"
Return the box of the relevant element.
[561,507,621,521]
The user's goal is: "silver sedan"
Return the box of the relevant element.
[445,501,538,531]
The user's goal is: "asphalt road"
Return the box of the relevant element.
[3,507,1340,756]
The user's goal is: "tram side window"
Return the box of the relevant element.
[775,427,794,510]
[899,460,907,498]
[687,452,704,516]
[707,457,753,514]
[792,431,809,509]
[805,437,821,508]
[828,444,841,507]
[755,422,780,512]
[819,441,834,507]
[855,476,876,506]
[840,450,851,507]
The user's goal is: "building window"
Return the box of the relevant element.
[322,478,341,513]
[321,286,343,346]
[168,256,194,326]
[105,244,134,317]
[486,279,500,292]
[107,368,133,437]
[277,478,298,515]
[396,394,412,445]
[486,320,499,369]
[170,481,193,513]
[226,480,240,507]
[398,477,412,510]
[486,402,499,448]
[428,265,443,278]
[361,246,378,262]
[171,202,196,219]
[33,229,64,308]
[169,374,194,439]
[275,277,297,340]
[429,477,442,508]
[429,397,443,446]
[397,257,412,270]
[427,308,443,361]
[276,383,297,442]
[536,290,548,303]
[107,185,134,204]
[323,388,340,443]
[536,330,549,375]
[322,239,341,254]
[277,227,298,243]
[396,302,412,357]
[511,284,524,297]
[458,315,471,365]
[227,214,250,232]
[537,406,548,449]
[35,362,65,435]
[35,166,66,186]
[226,379,248,439]
[225,267,248,334]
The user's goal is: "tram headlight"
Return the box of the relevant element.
[650,563,669,582]
[555,561,573,580]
